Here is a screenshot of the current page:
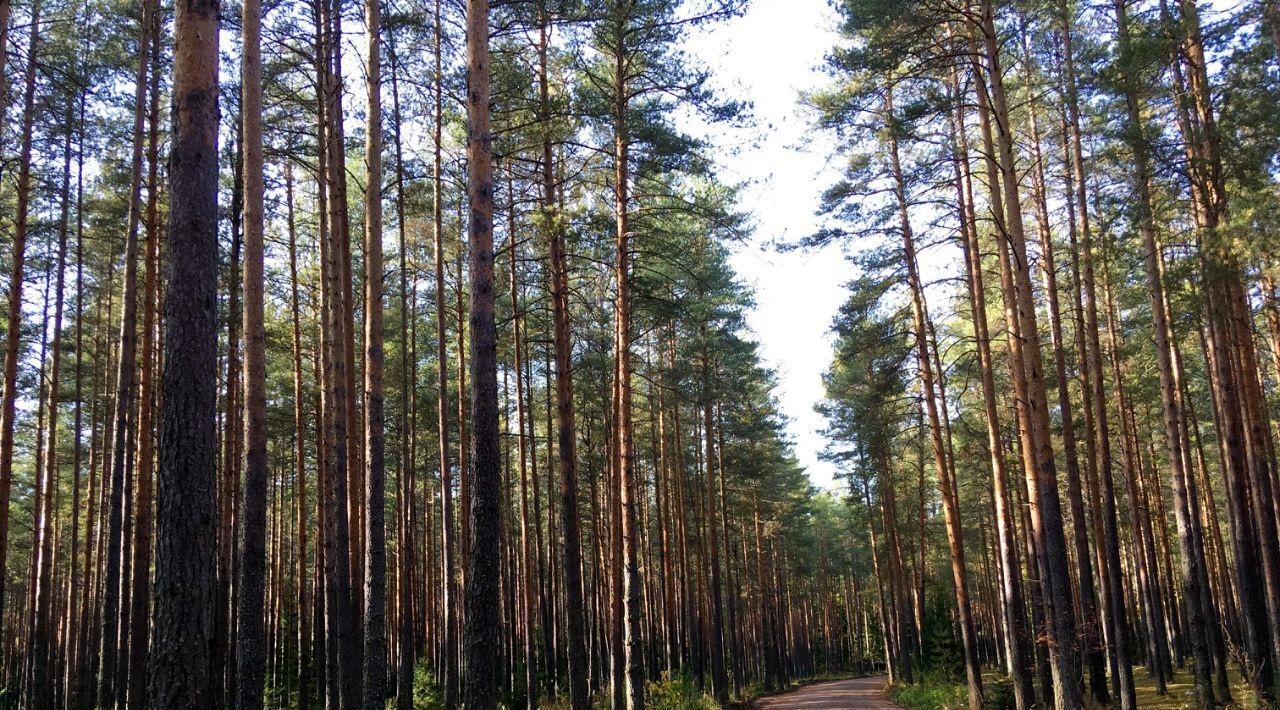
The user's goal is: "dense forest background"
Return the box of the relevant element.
[1,0,1280,708]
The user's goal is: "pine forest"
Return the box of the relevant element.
[2,0,1280,708]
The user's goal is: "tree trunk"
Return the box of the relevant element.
[540,11,589,699]
[362,0,388,702]
[125,14,163,704]
[234,0,270,700]
[100,2,152,701]
[946,52,1035,709]
[0,0,38,663]
[317,0,362,701]
[610,11,645,704]
[1020,32,1109,702]
[1113,1,1215,703]
[1056,4,1137,702]
[285,162,312,710]
[28,83,74,710]
[148,0,221,700]
[388,27,416,709]
[461,0,500,703]
[432,0,459,701]
[885,83,983,710]
[65,86,88,710]
[974,5,1083,703]
[701,356,727,703]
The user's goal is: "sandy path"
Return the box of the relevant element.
[751,675,899,709]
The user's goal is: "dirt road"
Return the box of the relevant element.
[751,675,899,709]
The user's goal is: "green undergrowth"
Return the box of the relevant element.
[888,672,1014,710]
[645,671,721,709]
[890,664,1268,709]
[1125,664,1261,709]
[543,671,720,709]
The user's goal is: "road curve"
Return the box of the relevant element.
[751,675,899,709]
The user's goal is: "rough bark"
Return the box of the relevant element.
[148,0,221,701]
[234,0,269,700]
[461,0,500,704]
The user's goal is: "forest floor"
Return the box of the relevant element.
[1127,664,1256,709]
[749,675,897,708]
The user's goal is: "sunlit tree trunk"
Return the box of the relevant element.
[100,3,152,701]
[1111,1,1215,703]
[885,83,982,710]
[461,0,500,703]
[609,6,644,705]
[1019,32,1109,702]
[972,6,1083,703]
[945,55,1034,709]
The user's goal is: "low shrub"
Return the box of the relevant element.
[646,671,720,710]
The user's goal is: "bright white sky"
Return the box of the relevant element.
[682,0,852,492]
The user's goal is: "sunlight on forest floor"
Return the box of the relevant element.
[1126,665,1258,709]
[889,666,1263,710]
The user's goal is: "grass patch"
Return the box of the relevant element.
[887,672,1013,710]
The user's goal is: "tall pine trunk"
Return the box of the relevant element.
[0,0,40,665]
[149,0,221,700]
[886,83,983,710]
[540,9,589,700]
[461,0,500,703]
[609,8,644,703]
[125,14,163,704]
[100,3,153,701]
[432,0,459,701]
[234,0,269,701]
[1112,1,1215,703]
[28,86,74,710]
[362,0,388,698]
[285,162,312,710]
[947,50,1034,710]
